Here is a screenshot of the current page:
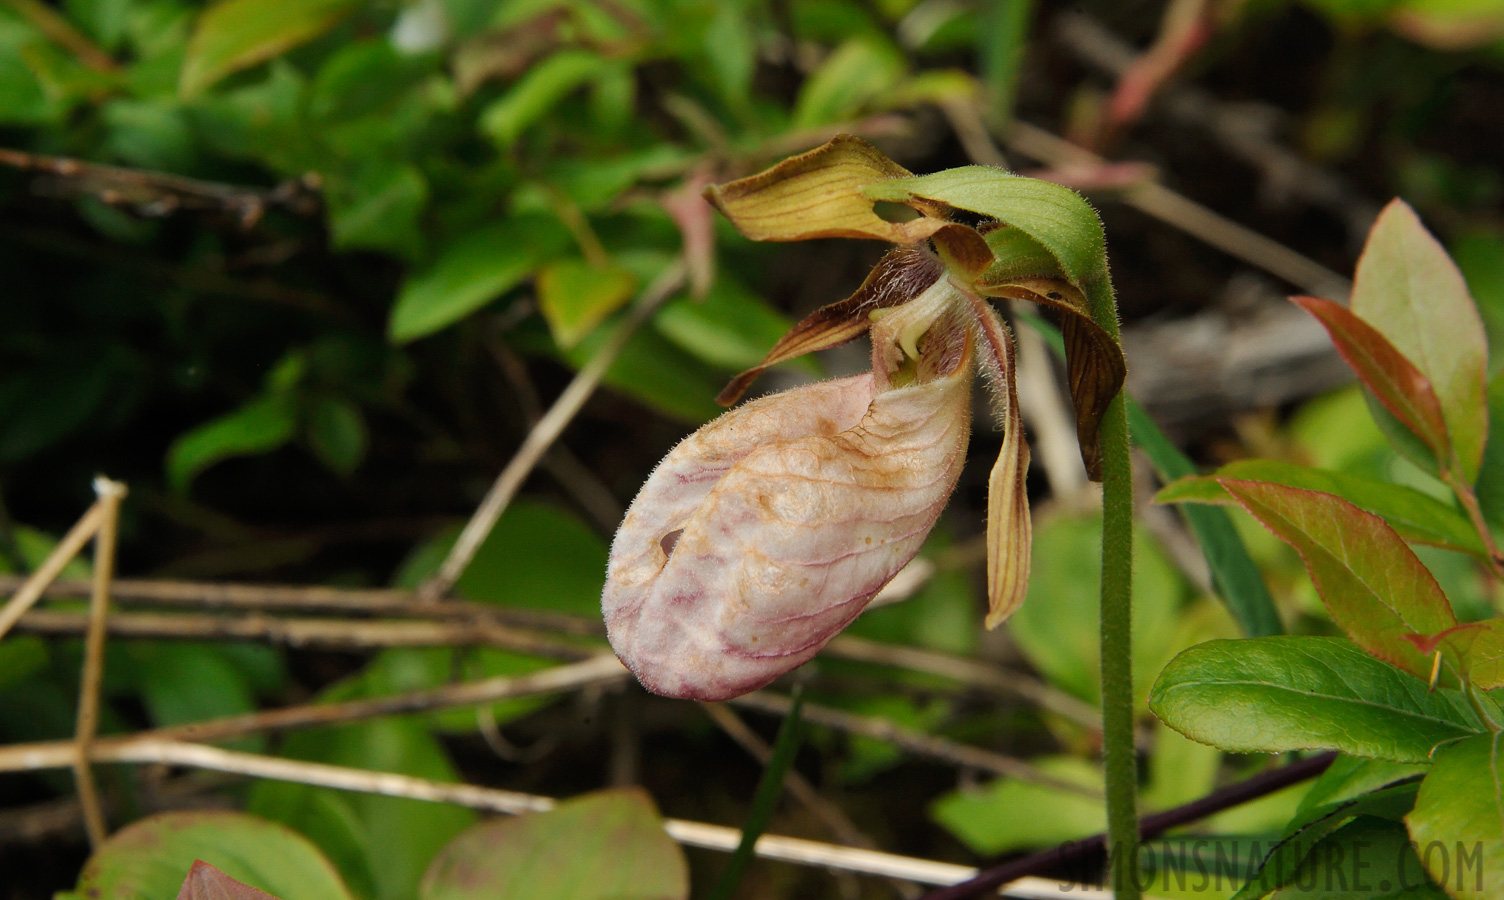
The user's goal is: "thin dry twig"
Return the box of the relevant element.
[0,738,1108,898]
[423,259,688,601]
[825,635,1101,731]
[0,656,629,768]
[730,692,1101,799]
[71,477,126,847]
[1053,12,1380,241]
[1011,309,1090,502]
[1003,120,1353,301]
[12,609,596,659]
[0,499,105,641]
[702,702,917,899]
[0,147,321,228]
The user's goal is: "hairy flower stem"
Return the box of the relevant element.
[1077,265,1138,898]
[1098,395,1138,898]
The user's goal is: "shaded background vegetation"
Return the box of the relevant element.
[1,0,1503,897]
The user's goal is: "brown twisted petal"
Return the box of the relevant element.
[976,276,1122,481]
[603,356,974,700]
[966,293,1032,629]
[716,248,943,405]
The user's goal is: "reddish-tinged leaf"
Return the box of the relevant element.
[1219,479,1457,679]
[968,295,1032,627]
[420,788,687,900]
[1351,199,1489,482]
[1292,294,1452,472]
[703,135,947,244]
[716,247,941,405]
[979,275,1123,480]
[1408,619,1504,690]
[178,861,282,900]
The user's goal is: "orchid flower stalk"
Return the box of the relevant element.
[602,136,1128,705]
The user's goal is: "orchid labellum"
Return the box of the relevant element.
[603,137,1125,701]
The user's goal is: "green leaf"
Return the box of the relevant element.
[420,789,688,900]
[389,217,569,343]
[166,392,298,492]
[1149,636,1481,762]
[248,717,475,900]
[124,644,261,749]
[453,500,608,616]
[976,0,1031,124]
[1218,479,1457,679]
[536,259,638,349]
[864,169,1110,298]
[791,35,905,129]
[1156,459,1483,557]
[1291,295,1454,474]
[1129,401,1282,637]
[309,39,433,122]
[1008,514,1188,706]
[305,396,368,477]
[931,756,1103,854]
[327,163,428,259]
[1351,200,1490,483]
[562,317,725,422]
[1232,784,1420,899]
[702,3,756,108]
[478,49,602,149]
[74,811,353,900]
[0,637,46,692]
[1405,732,1503,900]
[652,278,804,372]
[1470,370,1504,525]
[1296,756,1428,818]
[1451,225,1504,377]
[179,0,359,98]
[1272,816,1446,899]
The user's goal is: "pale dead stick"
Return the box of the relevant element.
[422,259,688,602]
[1003,119,1353,302]
[72,476,127,848]
[0,738,1112,898]
[0,493,109,642]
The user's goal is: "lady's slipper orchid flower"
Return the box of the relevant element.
[603,137,1125,701]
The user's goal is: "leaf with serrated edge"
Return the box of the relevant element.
[1148,636,1481,762]
[702,136,945,244]
[1352,200,1490,482]
[1155,459,1484,557]
[178,861,282,900]
[1292,295,1453,473]
[1219,479,1457,679]
[1406,733,1504,900]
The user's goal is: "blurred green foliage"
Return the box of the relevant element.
[3,0,1504,897]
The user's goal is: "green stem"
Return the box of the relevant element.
[1098,392,1140,899]
[706,685,806,900]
